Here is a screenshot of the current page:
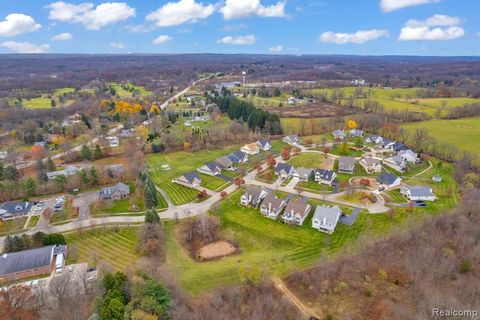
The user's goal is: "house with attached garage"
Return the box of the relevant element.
[241,143,260,155]
[215,156,234,170]
[241,185,268,207]
[401,186,436,201]
[0,201,32,220]
[275,163,296,180]
[397,149,419,164]
[282,198,312,226]
[294,167,314,181]
[314,169,337,185]
[312,205,342,234]
[332,129,346,140]
[173,171,201,188]
[338,156,356,174]
[392,142,409,152]
[360,157,382,173]
[228,151,248,163]
[47,165,79,180]
[260,193,287,219]
[349,129,364,138]
[366,134,383,144]
[377,173,402,189]
[282,135,301,146]
[256,139,272,151]
[380,138,395,150]
[100,182,130,200]
[197,162,222,176]
[383,155,407,173]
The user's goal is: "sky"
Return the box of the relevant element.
[0,0,478,55]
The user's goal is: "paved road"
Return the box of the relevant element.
[73,192,99,220]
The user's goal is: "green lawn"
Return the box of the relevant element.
[159,182,199,205]
[402,117,480,158]
[199,173,231,191]
[256,169,277,183]
[295,180,333,193]
[65,227,139,271]
[165,185,457,295]
[27,216,39,228]
[110,82,153,98]
[288,153,324,168]
[0,217,27,235]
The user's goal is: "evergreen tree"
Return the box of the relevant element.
[54,174,68,190]
[144,184,158,209]
[25,178,37,196]
[90,166,99,185]
[36,159,48,183]
[46,157,56,172]
[145,209,160,224]
[0,161,4,180]
[79,169,89,186]
[81,145,92,160]
[94,144,103,159]
[4,165,19,181]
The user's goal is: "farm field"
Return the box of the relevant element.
[401,117,480,158]
[110,82,152,98]
[163,178,457,295]
[65,227,139,272]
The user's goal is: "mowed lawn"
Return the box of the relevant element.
[163,182,457,295]
[402,117,480,158]
[65,227,139,272]
[199,173,230,191]
[147,147,241,205]
[288,152,324,168]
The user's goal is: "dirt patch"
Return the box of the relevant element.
[198,241,237,261]
[320,156,335,170]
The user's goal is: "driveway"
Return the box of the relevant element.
[73,192,99,220]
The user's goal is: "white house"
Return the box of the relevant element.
[106,136,120,148]
[349,129,364,138]
[401,186,436,201]
[366,134,383,144]
[282,199,311,226]
[256,139,272,151]
[228,151,248,163]
[275,163,296,180]
[173,172,201,188]
[314,169,337,185]
[312,205,342,234]
[376,173,402,189]
[241,143,260,155]
[260,193,287,219]
[383,155,406,173]
[359,158,382,174]
[241,186,268,207]
[332,129,346,140]
[197,162,221,176]
[282,135,301,146]
[47,165,79,180]
[397,149,418,164]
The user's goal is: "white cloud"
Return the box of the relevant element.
[221,23,247,32]
[380,0,440,12]
[269,45,283,52]
[110,41,126,49]
[0,14,41,37]
[1,41,50,53]
[152,35,173,45]
[217,35,256,45]
[319,29,389,44]
[220,0,286,20]
[399,14,464,40]
[51,32,72,41]
[146,0,214,27]
[47,2,135,30]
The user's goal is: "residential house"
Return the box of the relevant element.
[398,149,418,164]
[359,158,382,173]
[47,165,79,180]
[106,136,120,148]
[392,142,408,152]
[0,245,66,283]
[338,157,356,174]
[260,193,287,219]
[287,96,298,105]
[315,169,336,185]
[173,172,201,188]
[119,129,134,139]
[383,155,406,173]
[256,139,272,151]
[275,163,296,180]
[332,129,346,140]
[241,185,268,207]
[282,198,312,226]
[400,186,436,201]
[197,162,222,176]
[0,201,32,220]
[294,167,314,181]
[380,138,395,149]
[282,135,301,146]
[349,129,364,138]
[365,134,383,144]
[377,173,402,189]
[215,156,234,170]
[228,151,248,163]
[34,141,47,148]
[312,205,342,234]
[100,182,130,200]
[241,143,260,155]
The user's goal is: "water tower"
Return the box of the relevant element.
[242,71,247,86]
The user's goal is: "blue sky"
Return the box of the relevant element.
[0,0,478,55]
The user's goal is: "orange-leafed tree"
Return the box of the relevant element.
[267,155,276,169]
[347,119,358,130]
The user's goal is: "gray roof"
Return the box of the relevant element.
[377,173,400,185]
[404,186,434,197]
[228,150,247,162]
[257,139,271,148]
[363,158,380,166]
[389,155,405,166]
[244,185,264,204]
[284,135,300,143]
[296,167,313,178]
[284,198,310,217]
[349,129,364,137]
[204,161,221,172]
[0,245,66,276]
[47,165,78,179]
[275,163,294,174]
[315,169,335,181]
[101,182,130,197]
[332,129,345,136]
[261,193,285,210]
[0,201,32,217]
[215,156,233,168]
[313,205,342,230]
[339,157,355,170]
[183,171,201,184]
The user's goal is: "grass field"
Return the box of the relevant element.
[295,180,333,193]
[147,146,241,204]
[402,117,480,158]
[0,217,27,235]
[110,82,152,98]
[65,227,139,271]
[164,185,457,295]
[288,153,324,168]
[199,173,230,191]
[27,216,39,228]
